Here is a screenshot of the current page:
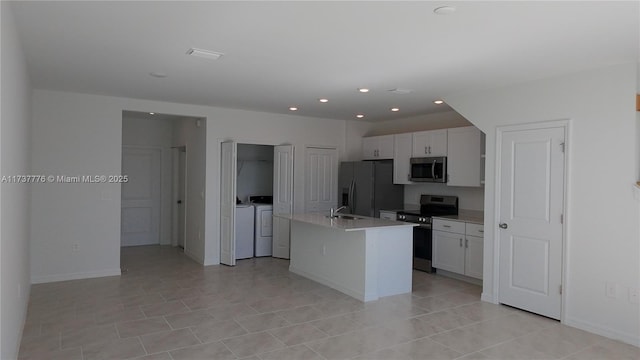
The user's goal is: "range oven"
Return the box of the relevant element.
[397,195,458,273]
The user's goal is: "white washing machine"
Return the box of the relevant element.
[235,204,254,259]
[253,203,273,257]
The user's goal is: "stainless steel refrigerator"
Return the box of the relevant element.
[338,160,404,218]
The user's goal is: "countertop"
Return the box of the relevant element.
[432,209,484,225]
[379,205,420,213]
[276,213,417,232]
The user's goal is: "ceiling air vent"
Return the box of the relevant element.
[186,48,224,61]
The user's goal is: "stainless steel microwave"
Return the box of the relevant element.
[410,156,447,183]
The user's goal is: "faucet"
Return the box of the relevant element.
[330,206,348,218]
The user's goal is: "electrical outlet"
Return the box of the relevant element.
[629,288,639,304]
[606,281,617,299]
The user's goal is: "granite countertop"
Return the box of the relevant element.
[276,213,417,232]
[432,209,484,225]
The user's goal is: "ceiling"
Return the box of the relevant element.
[9,1,639,122]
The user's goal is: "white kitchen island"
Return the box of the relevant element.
[278,213,416,302]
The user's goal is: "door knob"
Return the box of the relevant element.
[499,223,508,229]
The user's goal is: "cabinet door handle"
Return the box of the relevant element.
[465,239,468,248]
[407,173,410,181]
[459,238,463,247]
[478,229,484,233]
[443,225,451,228]
[428,146,431,154]
[424,146,428,154]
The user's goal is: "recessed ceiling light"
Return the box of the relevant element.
[356,114,365,118]
[391,108,400,112]
[149,112,155,115]
[186,48,224,61]
[149,72,167,78]
[289,107,298,111]
[319,98,329,103]
[358,88,370,93]
[434,100,444,105]
[433,6,456,15]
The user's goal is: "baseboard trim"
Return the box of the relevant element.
[481,292,496,304]
[564,316,640,347]
[184,249,204,265]
[289,266,370,302]
[31,268,121,284]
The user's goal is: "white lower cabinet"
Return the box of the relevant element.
[432,219,483,279]
[464,235,484,279]
[432,230,465,274]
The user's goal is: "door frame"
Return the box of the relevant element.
[218,138,294,263]
[493,119,570,322]
[171,146,187,250]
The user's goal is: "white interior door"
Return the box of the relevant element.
[304,147,338,213]
[121,147,162,246]
[498,124,565,319]
[178,149,187,249]
[273,145,294,259]
[220,141,237,266]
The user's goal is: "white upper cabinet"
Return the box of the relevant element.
[362,135,394,160]
[412,129,447,157]
[393,133,413,184]
[447,126,483,187]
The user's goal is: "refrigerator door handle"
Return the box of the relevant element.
[348,179,355,213]
[351,179,357,213]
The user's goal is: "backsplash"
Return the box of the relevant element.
[404,183,485,211]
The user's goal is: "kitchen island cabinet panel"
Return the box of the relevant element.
[285,214,414,302]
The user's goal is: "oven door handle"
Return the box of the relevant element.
[431,159,437,180]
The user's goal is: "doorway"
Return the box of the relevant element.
[496,121,567,319]
[219,141,294,265]
[120,111,206,263]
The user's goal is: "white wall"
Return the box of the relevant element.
[1,3,33,358]
[29,89,346,280]
[447,63,640,345]
[237,162,274,203]
[404,184,484,211]
[237,144,274,203]
[122,115,174,245]
[172,117,206,263]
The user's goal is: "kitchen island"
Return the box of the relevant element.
[277,213,416,302]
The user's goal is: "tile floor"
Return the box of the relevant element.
[18,245,639,360]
